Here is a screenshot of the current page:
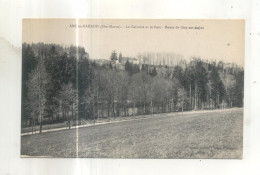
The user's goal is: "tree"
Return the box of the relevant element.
[59,83,77,129]
[187,59,208,110]
[132,71,152,114]
[125,60,133,76]
[210,66,226,108]
[22,42,244,128]
[183,68,193,110]
[44,45,60,122]
[22,44,37,127]
[84,69,107,119]
[150,77,175,113]
[110,50,118,62]
[78,53,93,119]
[118,72,130,116]
[134,64,141,72]
[177,87,188,113]
[151,77,166,113]
[173,65,184,84]
[220,73,236,107]
[233,70,244,107]
[112,71,129,117]
[85,69,117,118]
[150,67,157,77]
[119,52,123,63]
[128,77,140,115]
[27,59,49,133]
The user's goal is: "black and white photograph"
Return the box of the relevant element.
[21,19,244,158]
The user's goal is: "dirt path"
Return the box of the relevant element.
[21,108,242,136]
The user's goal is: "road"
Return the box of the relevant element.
[21,108,243,158]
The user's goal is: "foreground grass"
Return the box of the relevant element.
[21,108,243,158]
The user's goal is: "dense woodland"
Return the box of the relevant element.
[22,43,244,132]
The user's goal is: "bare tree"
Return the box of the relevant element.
[220,73,236,108]
[177,87,188,114]
[59,83,77,129]
[27,59,49,133]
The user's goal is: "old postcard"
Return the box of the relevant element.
[21,19,244,158]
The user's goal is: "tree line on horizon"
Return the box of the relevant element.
[22,43,244,132]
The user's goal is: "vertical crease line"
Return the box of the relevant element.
[76,18,79,159]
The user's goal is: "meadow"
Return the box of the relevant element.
[21,108,243,158]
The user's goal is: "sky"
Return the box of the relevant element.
[23,19,245,66]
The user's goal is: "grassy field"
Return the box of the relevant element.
[21,108,243,158]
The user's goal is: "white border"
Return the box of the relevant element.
[0,0,259,175]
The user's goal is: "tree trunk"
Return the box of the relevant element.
[51,112,54,123]
[72,104,74,121]
[169,99,172,112]
[31,112,34,134]
[97,90,99,119]
[107,102,110,117]
[68,111,71,130]
[124,102,127,116]
[182,97,184,114]
[33,118,35,134]
[112,100,115,117]
[133,99,135,116]
[39,99,43,133]
[162,103,164,113]
[93,92,95,119]
[217,94,220,108]
[151,100,153,115]
[194,82,197,110]
[143,102,146,115]
[39,110,42,133]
